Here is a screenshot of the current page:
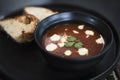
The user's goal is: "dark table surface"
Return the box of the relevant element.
[0,0,120,80]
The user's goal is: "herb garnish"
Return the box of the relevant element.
[64,36,83,49]
[65,41,75,47]
[68,36,76,42]
[74,42,83,49]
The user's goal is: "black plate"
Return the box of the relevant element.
[0,4,120,80]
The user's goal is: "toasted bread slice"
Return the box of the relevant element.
[0,14,38,43]
[24,6,58,21]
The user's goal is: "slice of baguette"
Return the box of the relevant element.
[24,6,58,21]
[0,14,38,43]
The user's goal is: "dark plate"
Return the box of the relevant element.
[0,4,120,80]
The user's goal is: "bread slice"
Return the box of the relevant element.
[0,6,57,43]
[0,14,38,43]
[24,6,58,21]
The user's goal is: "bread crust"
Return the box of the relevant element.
[24,6,58,21]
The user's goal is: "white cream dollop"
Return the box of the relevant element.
[73,30,79,34]
[57,34,67,47]
[78,48,88,56]
[46,43,57,51]
[96,35,105,44]
[85,30,94,38]
[60,36,67,43]
[58,42,64,47]
[64,50,72,56]
[78,25,84,30]
[50,34,60,41]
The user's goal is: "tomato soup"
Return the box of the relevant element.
[42,23,105,58]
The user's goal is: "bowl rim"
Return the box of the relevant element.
[34,11,114,61]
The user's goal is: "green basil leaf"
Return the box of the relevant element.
[64,41,75,47]
[74,42,83,49]
[68,36,77,42]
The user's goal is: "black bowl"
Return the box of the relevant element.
[34,11,113,71]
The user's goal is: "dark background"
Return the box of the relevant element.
[0,0,120,80]
[0,0,120,33]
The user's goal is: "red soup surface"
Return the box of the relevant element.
[42,23,105,58]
